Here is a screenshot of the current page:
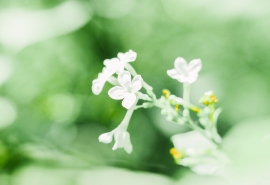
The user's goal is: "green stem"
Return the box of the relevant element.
[107,76,119,86]
[116,97,139,131]
[125,63,153,91]
[183,83,190,117]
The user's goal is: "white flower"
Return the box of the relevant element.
[117,50,137,63]
[112,130,132,153]
[98,129,133,154]
[108,71,142,109]
[171,131,224,175]
[167,57,202,83]
[171,131,216,155]
[104,50,137,74]
[92,50,137,95]
[92,67,114,95]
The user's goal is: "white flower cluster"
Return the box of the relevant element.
[92,49,227,176]
[92,50,143,109]
[92,50,144,154]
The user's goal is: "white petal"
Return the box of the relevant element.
[103,58,120,70]
[118,71,131,87]
[131,75,143,93]
[171,131,216,150]
[123,131,133,154]
[98,133,113,144]
[112,130,133,154]
[186,74,198,83]
[122,93,136,109]
[188,59,202,74]
[112,131,125,150]
[167,69,188,83]
[174,57,188,76]
[102,66,115,76]
[108,86,127,100]
[167,69,179,79]
[191,163,219,175]
[92,79,105,95]
[117,50,137,63]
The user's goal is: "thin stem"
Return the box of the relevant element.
[107,76,119,86]
[116,97,139,130]
[183,83,190,117]
[125,63,153,91]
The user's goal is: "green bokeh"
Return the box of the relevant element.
[0,0,270,184]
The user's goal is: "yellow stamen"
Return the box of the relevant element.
[170,148,182,159]
[210,94,217,103]
[203,100,209,105]
[175,104,179,112]
[190,107,200,113]
[163,89,170,99]
[200,91,218,105]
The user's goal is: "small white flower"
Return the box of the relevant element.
[92,50,137,95]
[171,131,216,155]
[104,50,137,74]
[108,71,142,109]
[112,130,133,154]
[167,57,202,83]
[98,129,133,154]
[92,67,114,95]
[171,131,224,175]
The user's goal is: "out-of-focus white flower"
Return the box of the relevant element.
[108,71,142,109]
[98,129,133,154]
[171,131,216,155]
[167,57,202,83]
[170,131,226,175]
[104,50,137,74]
[92,67,114,95]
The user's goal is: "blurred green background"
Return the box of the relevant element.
[0,0,270,184]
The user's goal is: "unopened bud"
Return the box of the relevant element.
[200,91,218,105]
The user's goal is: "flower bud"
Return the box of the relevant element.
[98,133,113,144]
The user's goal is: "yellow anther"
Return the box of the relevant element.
[190,107,200,113]
[175,104,179,112]
[203,100,209,105]
[210,94,217,103]
[200,91,218,105]
[163,89,170,99]
[170,148,183,159]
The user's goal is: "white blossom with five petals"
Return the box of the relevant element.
[108,71,142,109]
[167,57,202,83]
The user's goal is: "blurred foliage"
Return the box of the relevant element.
[0,0,270,184]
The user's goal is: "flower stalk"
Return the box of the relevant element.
[93,50,229,175]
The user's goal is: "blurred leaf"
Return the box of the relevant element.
[12,165,173,185]
[0,1,92,50]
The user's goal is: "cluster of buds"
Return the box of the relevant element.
[92,50,145,153]
[200,91,218,105]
